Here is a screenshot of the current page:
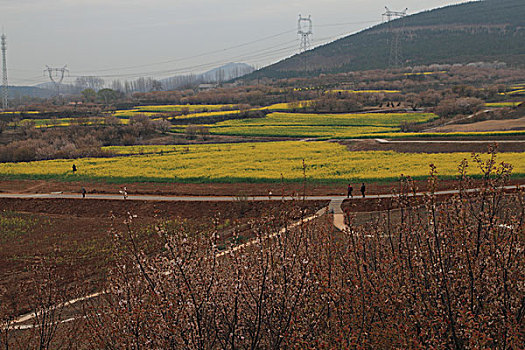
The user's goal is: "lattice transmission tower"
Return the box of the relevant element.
[44,65,69,96]
[1,33,8,110]
[382,7,408,69]
[298,14,313,53]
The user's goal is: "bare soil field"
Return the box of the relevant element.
[344,139,525,153]
[0,198,328,317]
[341,189,523,227]
[431,116,525,132]
[341,193,454,215]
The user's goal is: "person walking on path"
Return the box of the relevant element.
[119,186,128,200]
[72,164,77,173]
[360,183,366,198]
[81,187,86,198]
[347,183,353,198]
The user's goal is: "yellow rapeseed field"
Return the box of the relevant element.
[1,141,523,183]
[15,117,108,128]
[113,104,238,119]
[485,102,522,108]
[134,104,237,112]
[499,88,525,96]
[169,110,241,120]
[262,101,314,110]
[403,71,448,76]
[327,90,401,94]
[207,112,438,138]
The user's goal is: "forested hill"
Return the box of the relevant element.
[249,0,525,79]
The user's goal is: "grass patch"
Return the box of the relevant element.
[0,211,38,242]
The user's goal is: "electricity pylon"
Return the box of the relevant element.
[298,14,313,53]
[44,65,69,96]
[382,7,408,69]
[298,14,313,72]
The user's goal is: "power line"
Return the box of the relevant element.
[64,27,367,82]
[74,28,297,75]
[316,20,379,28]
[10,19,383,84]
[72,19,382,77]
[70,39,300,79]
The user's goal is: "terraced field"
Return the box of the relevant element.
[499,86,525,96]
[17,117,108,128]
[114,104,238,118]
[205,112,439,138]
[1,141,523,183]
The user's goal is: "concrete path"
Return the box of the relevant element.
[328,198,347,231]
[1,185,522,202]
[0,192,337,202]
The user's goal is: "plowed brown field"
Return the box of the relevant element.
[0,198,328,317]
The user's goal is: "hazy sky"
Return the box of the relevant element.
[1,0,471,85]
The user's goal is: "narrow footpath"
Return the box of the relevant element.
[2,184,523,202]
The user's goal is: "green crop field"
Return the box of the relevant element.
[15,117,108,128]
[205,112,438,138]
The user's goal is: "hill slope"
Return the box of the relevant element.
[251,0,525,79]
[7,86,55,99]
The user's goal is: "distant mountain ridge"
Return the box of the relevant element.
[6,86,55,99]
[200,62,254,82]
[249,0,525,79]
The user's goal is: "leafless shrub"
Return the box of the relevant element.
[1,254,82,349]
[153,119,172,133]
[82,150,523,348]
[435,97,484,118]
